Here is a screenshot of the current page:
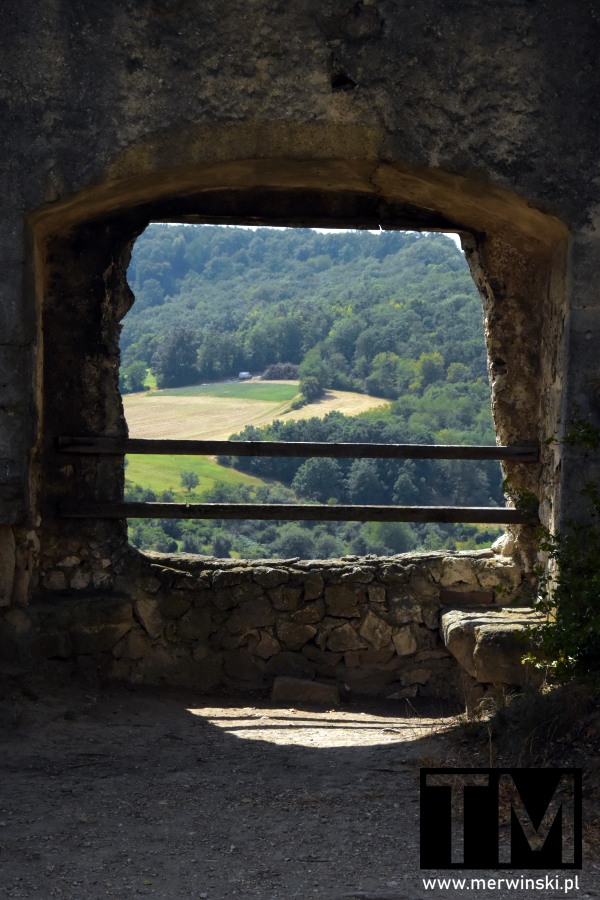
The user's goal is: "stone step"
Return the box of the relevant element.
[440,607,545,687]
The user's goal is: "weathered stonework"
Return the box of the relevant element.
[0,548,536,701]
[1,1,600,693]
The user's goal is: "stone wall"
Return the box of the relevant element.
[0,546,527,702]
[3,0,600,683]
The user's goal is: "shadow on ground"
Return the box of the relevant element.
[0,684,597,899]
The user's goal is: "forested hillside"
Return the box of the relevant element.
[123,224,504,558]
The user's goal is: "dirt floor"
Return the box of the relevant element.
[0,684,598,900]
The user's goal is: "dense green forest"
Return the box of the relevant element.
[123,224,503,558]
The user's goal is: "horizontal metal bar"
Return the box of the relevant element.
[60,502,536,525]
[57,436,539,462]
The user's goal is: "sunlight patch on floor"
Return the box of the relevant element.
[186,705,456,748]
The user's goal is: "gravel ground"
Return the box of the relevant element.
[0,684,597,900]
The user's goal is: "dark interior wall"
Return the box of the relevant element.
[1,0,599,598]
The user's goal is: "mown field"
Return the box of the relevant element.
[125,453,266,497]
[123,380,389,498]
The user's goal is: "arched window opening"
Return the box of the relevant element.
[120,224,504,560]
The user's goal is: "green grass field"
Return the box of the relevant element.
[126,454,264,499]
[157,382,299,401]
[124,379,387,498]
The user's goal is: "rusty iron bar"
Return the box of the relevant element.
[59,502,535,525]
[57,436,540,462]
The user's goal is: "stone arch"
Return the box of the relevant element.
[28,157,569,583]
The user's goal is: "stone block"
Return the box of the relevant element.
[476,558,522,591]
[174,573,197,591]
[421,603,440,629]
[71,597,134,655]
[324,585,364,617]
[368,583,386,604]
[223,650,265,684]
[291,598,325,624]
[134,596,164,640]
[303,572,324,601]
[270,584,303,611]
[252,566,289,588]
[192,589,212,608]
[226,597,276,634]
[440,557,479,589]
[271,676,340,707]
[212,568,249,588]
[408,573,439,598]
[276,621,317,651]
[72,621,132,655]
[212,582,263,610]
[178,607,214,640]
[340,566,374,583]
[75,597,133,630]
[92,571,112,590]
[158,593,192,619]
[314,616,344,650]
[112,628,150,660]
[57,556,81,568]
[340,664,400,694]
[392,626,417,656]
[400,667,431,685]
[358,610,393,649]
[492,532,515,557]
[254,630,281,659]
[140,576,162,594]
[387,593,422,625]
[265,652,316,680]
[441,607,545,686]
[327,623,366,652]
[301,644,343,671]
[70,569,92,590]
[378,563,408,585]
[43,570,67,591]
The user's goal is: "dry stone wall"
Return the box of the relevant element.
[0,547,527,703]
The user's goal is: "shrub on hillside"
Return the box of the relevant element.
[262,362,299,380]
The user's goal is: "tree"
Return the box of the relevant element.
[365,521,416,554]
[415,351,445,388]
[212,533,232,558]
[273,524,316,558]
[292,458,345,502]
[299,376,324,403]
[446,361,470,383]
[180,470,199,493]
[346,459,388,504]
[151,329,199,388]
[119,360,148,394]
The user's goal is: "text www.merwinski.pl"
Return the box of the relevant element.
[422,874,580,892]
